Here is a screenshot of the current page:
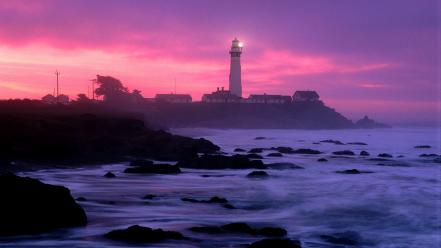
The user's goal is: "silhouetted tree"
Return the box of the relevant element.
[95,75,130,104]
[131,89,144,103]
[76,94,90,103]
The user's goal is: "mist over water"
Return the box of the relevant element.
[3,128,440,247]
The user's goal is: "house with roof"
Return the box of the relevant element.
[246,94,292,104]
[202,87,241,103]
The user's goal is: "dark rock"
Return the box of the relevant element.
[221,222,255,235]
[419,153,439,157]
[223,203,236,209]
[397,155,404,158]
[104,225,184,243]
[76,197,87,202]
[142,194,157,200]
[320,231,361,245]
[246,153,264,159]
[415,145,431,149]
[348,142,368,145]
[249,148,264,153]
[332,150,355,156]
[176,154,266,170]
[360,150,370,156]
[336,169,373,174]
[267,152,283,157]
[249,238,302,248]
[247,171,269,178]
[272,146,294,154]
[266,162,304,169]
[234,148,246,152]
[369,158,392,161]
[129,159,154,167]
[317,158,328,162]
[257,227,287,237]
[355,115,390,128]
[433,157,441,163]
[189,226,223,234]
[254,137,266,140]
[104,172,116,178]
[208,196,228,203]
[320,139,345,145]
[378,153,393,158]
[124,163,181,174]
[292,148,321,154]
[0,174,87,236]
[181,196,229,204]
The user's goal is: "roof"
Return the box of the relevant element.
[249,94,291,100]
[293,91,319,98]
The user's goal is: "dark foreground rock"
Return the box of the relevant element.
[0,114,220,166]
[246,153,264,159]
[267,152,283,157]
[348,142,368,145]
[317,158,328,162]
[336,169,373,174]
[333,150,355,156]
[124,163,181,174]
[247,171,269,178]
[190,222,287,238]
[176,154,266,170]
[0,174,87,236]
[292,148,322,154]
[181,196,234,209]
[266,162,304,169]
[234,148,246,152]
[104,225,184,243]
[104,172,116,178]
[249,148,264,153]
[414,145,431,149]
[249,238,302,248]
[320,139,344,145]
[360,150,370,156]
[129,159,154,167]
[320,231,362,245]
[419,153,439,157]
[378,153,393,158]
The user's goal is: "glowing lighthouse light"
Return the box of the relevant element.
[229,37,243,97]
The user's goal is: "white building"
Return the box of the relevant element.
[202,87,241,103]
[247,94,292,104]
[229,38,243,97]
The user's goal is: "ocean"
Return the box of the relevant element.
[3,128,440,247]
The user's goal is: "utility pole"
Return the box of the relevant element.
[55,70,60,103]
[89,79,97,100]
[174,78,177,94]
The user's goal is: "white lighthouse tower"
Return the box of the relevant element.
[229,37,243,97]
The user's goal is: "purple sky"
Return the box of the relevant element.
[0,0,439,125]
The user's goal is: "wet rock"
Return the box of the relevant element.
[415,145,431,149]
[221,222,255,235]
[336,169,373,174]
[104,172,116,178]
[348,142,368,145]
[104,225,184,243]
[246,153,264,159]
[254,137,266,140]
[142,194,157,200]
[434,157,441,163]
[76,197,87,202]
[317,158,328,162]
[320,231,361,245]
[360,150,370,156]
[320,139,345,145]
[129,159,154,167]
[0,174,87,236]
[176,154,266,170]
[267,152,283,157]
[249,238,302,248]
[397,155,404,158]
[419,153,439,157]
[124,164,181,174]
[369,158,391,161]
[378,153,393,158]
[292,148,321,155]
[249,148,264,153]
[271,146,294,154]
[234,148,246,152]
[267,162,304,169]
[181,196,229,204]
[222,203,236,209]
[332,150,355,156]
[257,227,287,237]
[247,171,269,178]
[189,226,223,234]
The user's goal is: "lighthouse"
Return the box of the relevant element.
[229,38,243,97]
